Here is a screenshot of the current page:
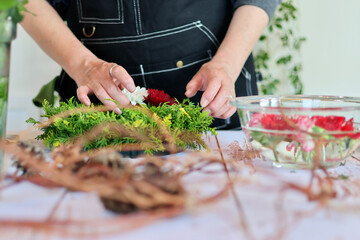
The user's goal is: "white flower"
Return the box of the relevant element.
[122,86,149,105]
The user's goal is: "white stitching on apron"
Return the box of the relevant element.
[81,21,220,46]
[77,0,124,24]
[83,26,199,44]
[199,23,220,46]
[136,0,143,35]
[82,21,200,41]
[81,21,199,43]
[133,0,139,35]
[195,22,219,48]
[130,57,210,77]
[202,24,220,45]
[119,0,124,23]
[139,64,147,88]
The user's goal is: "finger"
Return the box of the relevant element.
[77,86,92,106]
[200,78,221,108]
[205,99,229,118]
[118,83,125,90]
[111,65,136,92]
[100,79,131,107]
[218,106,237,119]
[203,87,231,114]
[112,79,125,90]
[113,78,120,86]
[185,72,204,98]
[93,86,122,114]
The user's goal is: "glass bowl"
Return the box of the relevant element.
[230,95,360,169]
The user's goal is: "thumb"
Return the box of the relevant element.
[185,72,204,98]
[77,86,92,106]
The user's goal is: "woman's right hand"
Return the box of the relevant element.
[74,58,136,114]
[21,0,136,114]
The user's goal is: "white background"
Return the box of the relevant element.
[6,0,360,132]
[298,0,360,96]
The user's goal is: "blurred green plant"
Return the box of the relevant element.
[0,0,28,167]
[254,0,306,95]
[0,0,28,24]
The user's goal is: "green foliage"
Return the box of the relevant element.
[27,98,217,153]
[0,0,28,23]
[251,130,284,148]
[0,78,6,99]
[0,78,7,137]
[254,0,306,95]
[251,130,271,147]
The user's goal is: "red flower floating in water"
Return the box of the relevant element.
[251,113,313,131]
[250,113,360,140]
[311,116,346,131]
[260,114,294,131]
[312,116,360,139]
[145,89,176,107]
[250,113,315,151]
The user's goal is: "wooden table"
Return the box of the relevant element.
[1,130,360,240]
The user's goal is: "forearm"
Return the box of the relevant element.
[212,5,269,82]
[21,0,135,110]
[21,0,97,80]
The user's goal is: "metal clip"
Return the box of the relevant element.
[82,26,96,38]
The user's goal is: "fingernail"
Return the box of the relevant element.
[114,108,122,114]
[201,99,209,107]
[186,90,196,98]
[203,109,211,116]
[82,98,91,106]
[129,85,136,92]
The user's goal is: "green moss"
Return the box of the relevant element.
[27,98,217,153]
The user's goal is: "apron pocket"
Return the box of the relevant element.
[77,0,124,24]
[126,50,212,102]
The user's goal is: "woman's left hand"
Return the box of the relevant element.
[185,59,237,119]
[185,5,269,120]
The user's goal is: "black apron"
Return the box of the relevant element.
[53,0,258,129]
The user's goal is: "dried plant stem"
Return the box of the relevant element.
[46,190,68,222]
[215,136,255,240]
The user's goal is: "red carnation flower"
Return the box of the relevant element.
[258,114,313,131]
[145,89,176,106]
[260,114,293,131]
[311,116,346,131]
[311,116,360,139]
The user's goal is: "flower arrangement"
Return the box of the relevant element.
[121,87,176,107]
[27,88,216,154]
[247,113,360,168]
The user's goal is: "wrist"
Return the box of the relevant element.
[212,49,244,84]
[63,50,99,81]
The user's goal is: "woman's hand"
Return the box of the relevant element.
[21,0,136,113]
[186,4,269,119]
[185,59,237,119]
[74,58,136,113]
